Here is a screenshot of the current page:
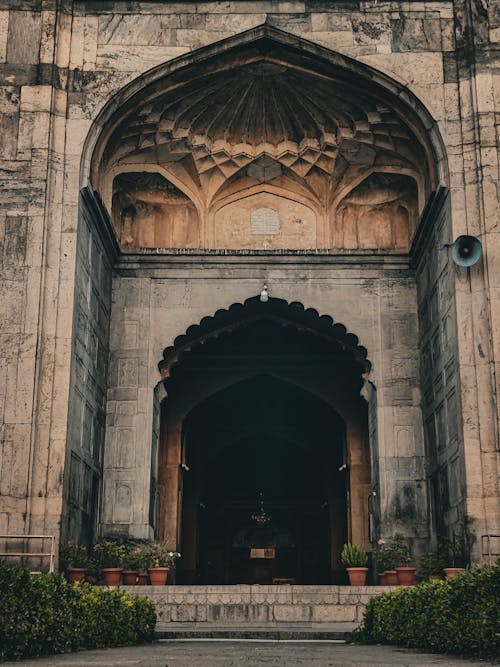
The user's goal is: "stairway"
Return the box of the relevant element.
[122,584,393,640]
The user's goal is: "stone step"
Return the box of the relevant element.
[155,622,356,641]
[122,584,393,629]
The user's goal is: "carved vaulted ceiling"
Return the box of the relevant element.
[102,74,428,202]
[107,61,421,188]
[94,28,440,251]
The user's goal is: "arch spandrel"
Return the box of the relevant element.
[85,25,447,255]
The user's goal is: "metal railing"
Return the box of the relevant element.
[0,535,56,573]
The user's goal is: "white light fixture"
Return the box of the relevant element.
[260,284,269,302]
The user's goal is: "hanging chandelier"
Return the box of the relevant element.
[252,492,271,526]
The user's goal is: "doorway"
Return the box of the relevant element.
[157,298,372,584]
[181,376,347,584]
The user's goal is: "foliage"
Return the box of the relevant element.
[123,546,150,572]
[141,543,181,569]
[0,562,156,662]
[374,540,395,572]
[341,543,368,568]
[59,541,90,569]
[92,540,127,568]
[375,534,411,571]
[354,565,499,659]
[418,551,446,580]
[438,534,468,568]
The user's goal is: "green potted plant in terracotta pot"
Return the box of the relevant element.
[439,534,468,578]
[418,551,445,581]
[93,539,127,586]
[374,539,396,585]
[122,544,151,585]
[143,543,181,585]
[390,534,416,586]
[60,541,89,584]
[341,543,368,585]
[121,546,140,585]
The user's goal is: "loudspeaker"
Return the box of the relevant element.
[451,235,483,267]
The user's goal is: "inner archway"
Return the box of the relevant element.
[182,376,346,584]
[157,298,373,584]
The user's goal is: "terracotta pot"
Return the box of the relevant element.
[136,572,148,585]
[378,571,388,585]
[122,570,138,585]
[346,567,368,586]
[148,567,169,585]
[102,568,122,586]
[385,570,399,585]
[67,567,87,584]
[444,567,465,579]
[395,566,416,586]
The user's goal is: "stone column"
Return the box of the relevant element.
[157,411,183,550]
[347,420,371,551]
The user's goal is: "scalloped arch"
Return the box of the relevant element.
[158,295,371,382]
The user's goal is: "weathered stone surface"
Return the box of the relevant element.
[391,17,443,51]
[0,0,496,577]
[123,584,393,627]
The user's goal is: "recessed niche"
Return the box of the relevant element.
[214,192,316,249]
[332,173,418,251]
[112,172,200,250]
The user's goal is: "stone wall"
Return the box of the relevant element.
[63,189,114,544]
[0,4,75,541]
[0,0,497,563]
[104,257,428,547]
[413,190,465,547]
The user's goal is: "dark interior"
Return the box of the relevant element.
[166,310,367,584]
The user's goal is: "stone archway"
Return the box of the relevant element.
[156,297,372,584]
[75,25,461,567]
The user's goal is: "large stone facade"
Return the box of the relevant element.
[0,0,498,576]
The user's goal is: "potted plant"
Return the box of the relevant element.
[142,543,181,585]
[374,539,396,585]
[122,545,149,585]
[418,551,445,581]
[93,539,127,586]
[121,547,139,586]
[60,541,89,584]
[440,534,467,578]
[341,543,368,585]
[390,534,416,586]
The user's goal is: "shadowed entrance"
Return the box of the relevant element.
[181,376,346,584]
[157,298,373,584]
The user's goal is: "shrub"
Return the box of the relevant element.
[354,565,499,659]
[0,563,156,661]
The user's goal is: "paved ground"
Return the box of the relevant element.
[4,640,493,666]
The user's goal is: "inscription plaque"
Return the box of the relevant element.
[251,208,280,235]
[250,548,276,559]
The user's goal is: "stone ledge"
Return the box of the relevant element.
[121,585,396,626]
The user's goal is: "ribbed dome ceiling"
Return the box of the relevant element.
[108,61,420,180]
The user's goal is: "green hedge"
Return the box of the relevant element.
[355,565,499,659]
[0,563,156,662]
